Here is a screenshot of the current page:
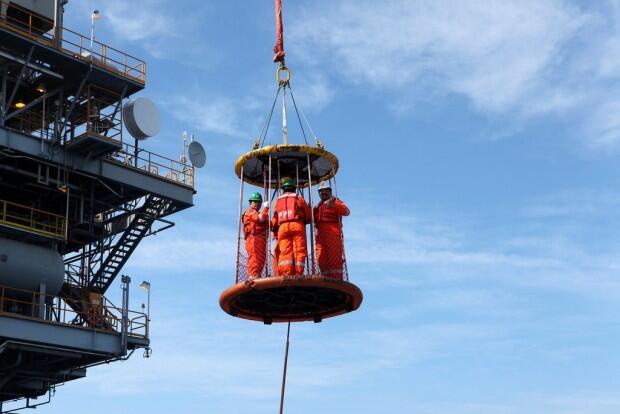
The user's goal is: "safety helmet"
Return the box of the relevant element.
[248,192,263,202]
[317,181,331,191]
[280,177,295,189]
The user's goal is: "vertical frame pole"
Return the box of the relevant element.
[305,155,316,275]
[0,68,6,127]
[121,275,130,356]
[266,155,273,277]
[332,172,348,281]
[235,165,245,282]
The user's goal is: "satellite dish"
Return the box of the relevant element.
[188,141,206,168]
[123,97,160,140]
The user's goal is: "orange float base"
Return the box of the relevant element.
[219,275,363,323]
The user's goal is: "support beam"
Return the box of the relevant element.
[60,72,89,139]
[105,84,127,138]
[0,50,64,80]
[53,0,65,49]
[5,46,35,113]
[54,88,63,142]
[1,68,6,126]
[3,87,62,122]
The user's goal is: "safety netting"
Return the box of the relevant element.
[235,231,349,283]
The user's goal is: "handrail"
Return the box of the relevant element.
[0,199,66,240]
[0,3,146,83]
[0,283,148,338]
[61,28,146,83]
[107,142,195,189]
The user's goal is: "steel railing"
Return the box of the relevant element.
[108,142,195,188]
[61,27,146,83]
[0,284,148,338]
[0,4,146,83]
[0,199,65,240]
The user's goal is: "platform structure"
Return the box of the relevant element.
[0,2,195,409]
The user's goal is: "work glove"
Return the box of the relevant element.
[262,200,270,209]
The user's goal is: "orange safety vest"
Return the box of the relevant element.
[243,207,268,238]
[274,193,308,224]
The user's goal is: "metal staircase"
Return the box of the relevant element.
[59,194,173,323]
[89,195,170,292]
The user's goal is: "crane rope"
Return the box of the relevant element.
[289,89,309,145]
[259,86,282,148]
[279,321,291,414]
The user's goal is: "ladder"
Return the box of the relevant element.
[89,195,171,292]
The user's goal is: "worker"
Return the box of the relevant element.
[272,177,311,275]
[314,181,350,278]
[242,192,269,278]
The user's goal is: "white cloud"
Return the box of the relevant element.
[169,95,242,137]
[405,393,620,414]
[292,0,587,112]
[289,0,620,150]
[585,97,620,149]
[71,313,504,398]
[166,75,333,141]
[103,1,173,45]
[68,0,211,61]
[289,72,335,112]
[521,189,620,218]
[344,190,620,299]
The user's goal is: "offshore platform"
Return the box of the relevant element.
[0,0,197,410]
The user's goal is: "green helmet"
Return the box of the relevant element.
[281,177,295,189]
[248,192,262,202]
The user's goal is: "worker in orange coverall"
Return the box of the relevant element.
[271,178,311,276]
[243,192,269,278]
[314,181,350,278]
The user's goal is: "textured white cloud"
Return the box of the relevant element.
[67,0,210,60]
[289,0,620,149]
[344,189,620,299]
[169,95,242,137]
[292,0,586,111]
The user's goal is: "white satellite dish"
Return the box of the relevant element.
[188,141,206,168]
[123,97,160,140]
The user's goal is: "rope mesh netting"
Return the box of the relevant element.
[235,228,349,283]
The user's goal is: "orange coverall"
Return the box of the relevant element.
[272,192,311,275]
[314,198,350,278]
[243,206,269,278]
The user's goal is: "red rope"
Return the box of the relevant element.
[273,0,285,63]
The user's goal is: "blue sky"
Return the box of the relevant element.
[38,1,620,413]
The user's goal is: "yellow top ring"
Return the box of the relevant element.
[234,144,339,187]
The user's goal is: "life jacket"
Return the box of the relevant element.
[275,192,307,224]
[315,199,349,224]
[243,207,268,238]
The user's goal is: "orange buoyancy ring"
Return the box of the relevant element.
[274,193,308,224]
[314,199,350,223]
[243,207,269,238]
